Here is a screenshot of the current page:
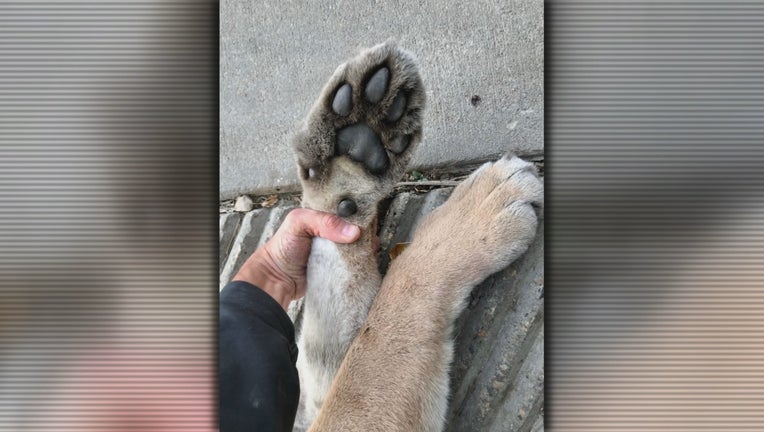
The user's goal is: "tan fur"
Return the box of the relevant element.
[309,156,542,432]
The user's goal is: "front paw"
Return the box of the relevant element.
[291,40,425,228]
[408,156,543,287]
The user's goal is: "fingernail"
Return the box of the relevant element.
[341,224,360,239]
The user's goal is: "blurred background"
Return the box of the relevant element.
[547,2,764,430]
[0,2,217,430]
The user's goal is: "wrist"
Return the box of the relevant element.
[232,250,295,311]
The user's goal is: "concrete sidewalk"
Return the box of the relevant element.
[220,0,543,199]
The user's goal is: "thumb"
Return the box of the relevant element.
[288,208,361,243]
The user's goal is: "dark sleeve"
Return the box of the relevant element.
[219,281,299,432]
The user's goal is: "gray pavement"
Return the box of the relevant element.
[220,0,544,199]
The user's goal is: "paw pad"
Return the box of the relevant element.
[389,135,410,155]
[385,92,407,123]
[329,62,416,174]
[331,83,352,117]
[337,198,358,217]
[364,67,390,103]
[336,123,389,174]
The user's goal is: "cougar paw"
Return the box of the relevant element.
[292,40,426,226]
[412,155,543,285]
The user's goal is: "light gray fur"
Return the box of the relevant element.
[293,238,381,431]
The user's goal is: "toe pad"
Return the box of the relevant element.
[389,135,410,154]
[332,83,352,116]
[364,67,390,104]
[386,92,407,122]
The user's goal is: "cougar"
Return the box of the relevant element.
[290,40,543,432]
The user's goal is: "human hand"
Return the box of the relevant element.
[232,208,361,310]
